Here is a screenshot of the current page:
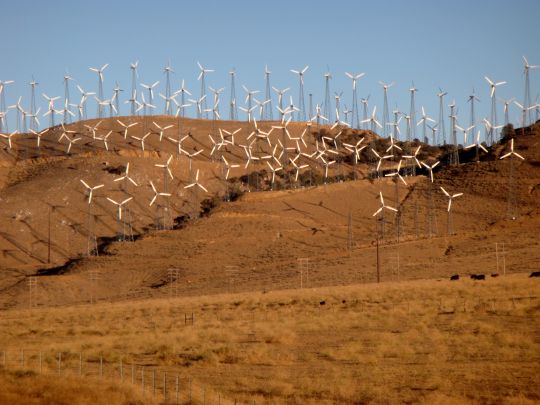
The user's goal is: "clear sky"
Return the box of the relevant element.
[1,0,539,142]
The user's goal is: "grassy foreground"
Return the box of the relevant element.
[0,274,539,404]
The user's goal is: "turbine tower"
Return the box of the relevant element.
[263,65,273,120]
[467,89,480,142]
[63,73,74,124]
[290,65,309,121]
[129,61,139,116]
[29,77,38,130]
[323,71,332,123]
[408,83,418,140]
[197,62,214,119]
[229,69,238,121]
[345,72,365,129]
[522,56,539,126]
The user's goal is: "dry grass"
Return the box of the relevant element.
[0,274,539,404]
[0,369,154,405]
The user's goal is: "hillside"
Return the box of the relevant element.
[0,118,539,309]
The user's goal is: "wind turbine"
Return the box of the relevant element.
[500,97,515,125]
[114,162,139,189]
[76,85,95,120]
[117,120,139,139]
[184,169,208,192]
[362,106,382,133]
[131,131,152,152]
[484,76,506,145]
[467,90,480,143]
[129,61,139,115]
[360,95,370,131]
[89,63,109,118]
[42,94,61,127]
[379,81,394,136]
[522,56,540,126]
[80,179,104,255]
[263,65,273,120]
[421,160,440,237]
[149,180,172,229]
[0,80,14,132]
[266,161,282,189]
[197,62,214,119]
[345,72,365,129]
[464,130,488,163]
[500,138,525,220]
[323,70,332,123]
[175,79,192,118]
[417,106,436,144]
[273,87,290,120]
[437,88,448,144]
[228,69,238,121]
[408,83,418,141]
[106,196,133,240]
[290,65,309,121]
[28,77,39,130]
[152,121,174,142]
[440,187,463,235]
[163,61,174,115]
[141,81,160,115]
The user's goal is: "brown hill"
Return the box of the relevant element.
[0,118,539,309]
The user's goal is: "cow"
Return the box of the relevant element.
[470,274,486,280]
[319,300,326,306]
[529,271,540,278]
[491,273,499,278]
[450,274,459,281]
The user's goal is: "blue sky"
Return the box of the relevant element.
[1,0,539,142]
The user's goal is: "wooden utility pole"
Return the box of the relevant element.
[47,206,51,264]
[376,217,380,283]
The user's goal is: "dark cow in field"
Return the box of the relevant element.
[450,274,459,281]
[491,273,499,278]
[470,274,486,280]
[530,271,540,278]
[319,300,326,306]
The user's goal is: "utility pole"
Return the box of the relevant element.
[47,206,51,264]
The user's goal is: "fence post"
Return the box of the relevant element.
[175,374,179,404]
[189,378,192,404]
[79,352,82,376]
[57,352,61,374]
[142,368,145,394]
[131,364,135,385]
[39,352,42,374]
[163,371,167,399]
[2,351,5,369]
[152,369,156,397]
[100,355,103,378]
[20,349,24,368]
[120,359,123,382]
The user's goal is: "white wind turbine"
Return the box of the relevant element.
[379,81,394,136]
[222,155,239,180]
[484,76,506,145]
[522,56,540,126]
[345,72,365,128]
[437,88,448,144]
[464,130,488,163]
[362,106,382,133]
[42,93,61,127]
[197,62,214,119]
[114,162,139,189]
[417,106,436,144]
[372,191,398,241]
[76,85,95,120]
[149,180,172,206]
[131,131,152,152]
[152,121,174,142]
[29,128,49,151]
[500,138,525,220]
[80,179,104,255]
[140,81,160,115]
[89,63,109,118]
[0,80,14,132]
[440,186,463,235]
[106,196,133,240]
[371,148,393,178]
[290,154,309,183]
[421,160,440,183]
[290,65,309,121]
[184,169,208,192]
[422,159,440,237]
[175,79,192,117]
[500,97,515,125]
[242,85,259,114]
[117,119,139,139]
[129,61,139,115]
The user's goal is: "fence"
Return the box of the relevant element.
[0,349,244,405]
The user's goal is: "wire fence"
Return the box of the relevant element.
[0,348,244,405]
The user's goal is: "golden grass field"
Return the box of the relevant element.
[1,274,539,404]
